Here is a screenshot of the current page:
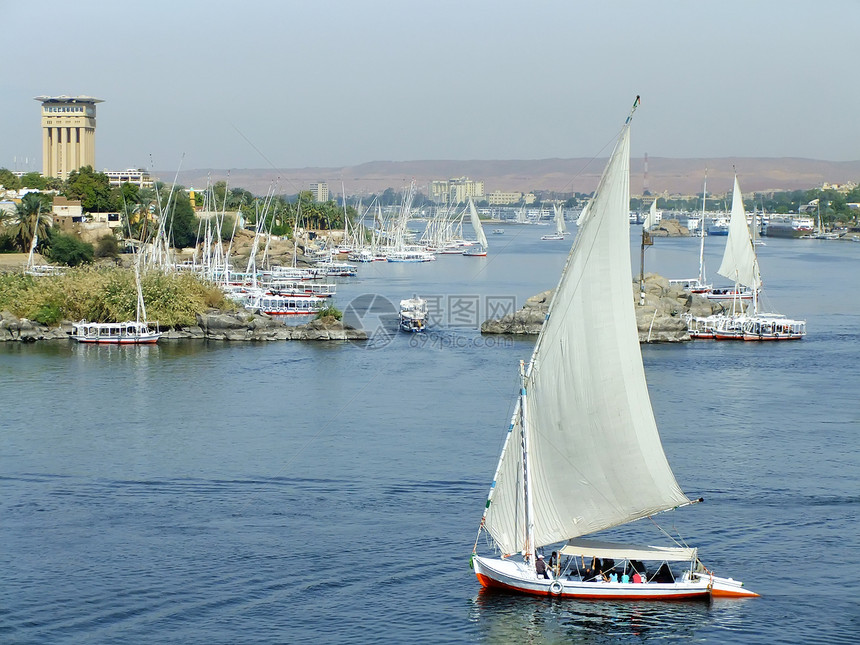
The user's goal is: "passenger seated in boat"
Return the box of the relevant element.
[632,571,643,583]
[535,553,550,579]
[621,572,630,583]
[602,557,615,577]
[604,572,618,583]
[652,563,675,583]
[630,560,647,579]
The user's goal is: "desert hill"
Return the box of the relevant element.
[165,157,860,198]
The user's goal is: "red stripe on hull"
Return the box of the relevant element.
[476,573,710,601]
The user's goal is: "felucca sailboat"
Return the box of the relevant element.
[470,98,758,600]
[463,198,488,256]
[540,204,567,240]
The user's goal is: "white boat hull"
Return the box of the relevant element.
[472,556,757,600]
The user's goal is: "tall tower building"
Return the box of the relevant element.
[34,95,104,180]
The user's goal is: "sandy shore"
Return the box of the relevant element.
[0,253,41,269]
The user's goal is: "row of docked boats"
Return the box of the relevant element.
[675,175,806,341]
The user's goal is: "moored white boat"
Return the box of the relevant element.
[72,257,161,345]
[471,98,758,602]
[267,280,336,298]
[246,293,326,315]
[741,314,805,341]
[314,261,358,276]
[387,249,436,262]
[704,286,755,301]
[72,320,161,344]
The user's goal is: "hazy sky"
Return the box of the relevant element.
[3,0,858,173]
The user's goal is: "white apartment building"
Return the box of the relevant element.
[429,177,485,205]
[487,191,536,205]
[310,182,329,202]
[103,168,154,188]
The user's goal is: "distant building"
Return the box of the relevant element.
[429,177,485,205]
[52,196,84,233]
[35,95,104,181]
[310,182,329,202]
[487,191,536,205]
[103,168,154,188]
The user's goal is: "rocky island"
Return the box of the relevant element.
[480,273,723,342]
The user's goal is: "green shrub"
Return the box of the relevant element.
[0,267,235,327]
[94,234,120,259]
[34,302,63,325]
[315,304,343,320]
[46,232,94,266]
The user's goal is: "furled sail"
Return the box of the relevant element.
[468,198,488,249]
[483,402,526,555]
[522,118,690,548]
[717,176,761,291]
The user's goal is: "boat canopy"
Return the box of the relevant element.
[560,538,697,562]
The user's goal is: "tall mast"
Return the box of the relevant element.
[699,170,707,285]
[640,199,654,304]
[520,360,536,568]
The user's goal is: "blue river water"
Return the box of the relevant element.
[1,226,859,644]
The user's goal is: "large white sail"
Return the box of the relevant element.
[717,176,761,291]
[468,198,488,249]
[520,117,690,548]
[483,403,526,555]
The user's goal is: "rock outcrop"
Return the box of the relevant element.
[0,311,72,342]
[480,274,724,343]
[0,309,367,342]
[192,310,367,341]
[649,219,691,237]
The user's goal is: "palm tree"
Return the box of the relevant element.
[0,206,12,230]
[9,193,52,252]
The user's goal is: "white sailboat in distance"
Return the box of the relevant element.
[540,204,567,240]
[463,198,488,256]
[470,97,758,600]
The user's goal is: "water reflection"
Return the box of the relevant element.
[469,588,712,643]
